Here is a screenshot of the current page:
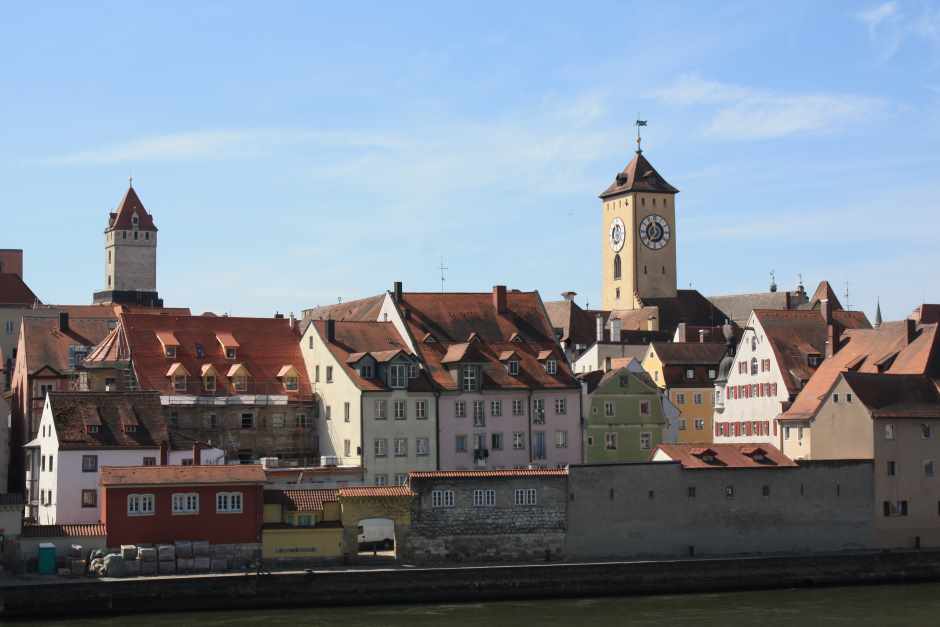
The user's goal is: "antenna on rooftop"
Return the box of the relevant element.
[439,257,448,294]
[844,281,851,311]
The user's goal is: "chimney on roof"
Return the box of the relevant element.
[326,318,336,343]
[821,298,832,325]
[493,285,508,314]
[192,442,203,466]
[676,322,687,342]
[393,281,403,303]
[596,315,604,343]
[699,329,706,344]
[611,318,622,343]
[58,312,69,333]
[906,318,917,345]
[159,441,168,466]
[561,291,577,302]
[288,312,296,330]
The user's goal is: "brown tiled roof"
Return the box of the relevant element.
[578,366,659,395]
[609,291,731,336]
[22,316,114,375]
[706,291,798,326]
[22,523,105,538]
[108,186,157,231]
[101,464,266,486]
[755,308,871,396]
[804,281,843,311]
[841,372,939,419]
[410,468,568,479]
[652,443,797,469]
[781,320,937,422]
[650,342,728,366]
[313,320,434,393]
[396,290,578,392]
[48,391,171,450]
[109,313,311,398]
[302,294,385,323]
[0,273,39,306]
[599,152,679,198]
[338,486,414,498]
[544,299,612,347]
[30,304,189,319]
[265,488,338,512]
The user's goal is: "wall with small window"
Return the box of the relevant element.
[406,474,568,563]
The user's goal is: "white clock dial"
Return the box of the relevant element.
[639,214,671,250]
[609,217,625,252]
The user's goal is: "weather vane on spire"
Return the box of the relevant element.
[128,175,133,188]
[635,118,648,154]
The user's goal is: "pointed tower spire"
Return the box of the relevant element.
[875,299,883,328]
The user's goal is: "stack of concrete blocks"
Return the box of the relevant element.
[138,546,157,576]
[68,545,85,577]
[121,545,141,577]
[193,540,211,572]
[175,540,194,573]
[157,544,176,575]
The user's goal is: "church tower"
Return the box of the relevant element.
[93,180,163,307]
[599,140,678,311]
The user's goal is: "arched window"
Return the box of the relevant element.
[613,254,622,280]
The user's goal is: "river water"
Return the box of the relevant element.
[9,582,939,626]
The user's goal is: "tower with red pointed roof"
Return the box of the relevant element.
[92,180,163,307]
[599,136,679,311]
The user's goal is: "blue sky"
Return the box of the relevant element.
[2,1,939,321]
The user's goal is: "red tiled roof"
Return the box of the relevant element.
[101,464,266,486]
[108,186,157,231]
[265,488,338,512]
[599,152,679,198]
[302,294,385,323]
[842,372,939,419]
[0,273,39,306]
[781,320,938,422]
[409,469,568,479]
[650,342,728,366]
[652,443,797,469]
[48,391,172,450]
[22,523,105,538]
[313,320,434,393]
[338,486,414,498]
[109,313,311,398]
[397,290,578,392]
[22,316,114,375]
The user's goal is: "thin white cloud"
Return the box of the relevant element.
[856,2,940,60]
[651,75,883,140]
[857,2,898,29]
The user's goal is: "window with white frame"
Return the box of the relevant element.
[455,400,466,418]
[533,398,545,423]
[640,432,652,450]
[408,363,418,379]
[415,400,427,419]
[344,402,351,422]
[508,360,519,376]
[374,438,388,457]
[204,375,216,392]
[284,376,299,391]
[512,432,525,449]
[555,398,567,415]
[473,489,496,507]
[432,489,455,508]
[375,474,388,486]
[172,493,199,514]
[233,375,247,392]
[81,490,97,508]
[455,434,468,452]
[395,473,409,485]
[676,393,686,404]
[462,366,478,392]
[82,455,98,472]
[128,493,155,516]
[296,414,309,429]
[416,437,430,456]
[604,400,615,417]
[375,400,387,420]
[694,419,705,430]
[513,488,537,506]
[885,424,896,440]
[394,437,408,457]
[555,430,568,448]
[473,401,485,427]
[394,400,407,420]
[490,400,502,417]
[216,492,243,513]
[693,393,703,405]
[390,364,408,388]
[173,375,187,392]
[512,399,524,416]
[605,432,618,450]
[546,359,557,375]
[361,365,374,379]
[325,366,333,383]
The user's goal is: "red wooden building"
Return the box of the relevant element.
[100,464,265,547]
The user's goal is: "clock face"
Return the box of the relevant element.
[639,214,671,250]
[609,217,625,252]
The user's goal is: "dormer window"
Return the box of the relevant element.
[686,368,695,380]
[174,375,187,392]
[157,331,180,359]
[408,364,418,379]
[217,332,240,360]
[205,375,216,392]
[546,359,557,375]
[285,376,299,391]
[389,364,407,389]
[125,424,138,434]
[361,365,374,379]
[226,348,237,360]
[508,360,520,376]
[233,376,248,392]
[88,424,99,434]
[165,346,177,358]
[227,364,250,393]
[277,365,301,391]
[166,363,190,393]
[461,366,479,392]
[808,355,822,368]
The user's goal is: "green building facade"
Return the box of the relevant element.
[580,367,668,463]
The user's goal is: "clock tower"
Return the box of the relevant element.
[599,143,678,311]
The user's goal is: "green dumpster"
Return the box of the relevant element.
[38,542,56,575]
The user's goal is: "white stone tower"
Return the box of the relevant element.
[93,180,162,307]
